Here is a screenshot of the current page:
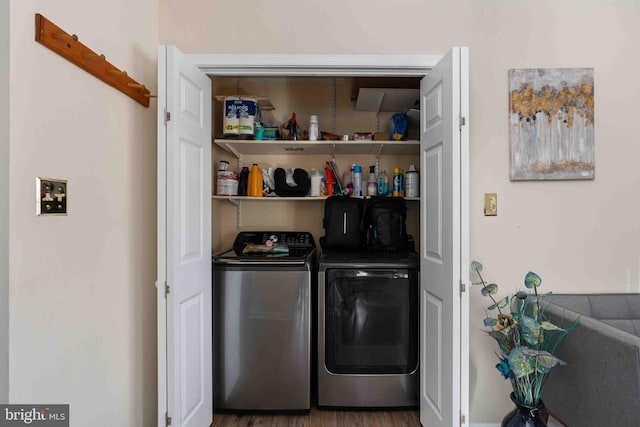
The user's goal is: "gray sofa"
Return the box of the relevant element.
[540,293,640,427]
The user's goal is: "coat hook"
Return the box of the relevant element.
[53,33,78,41]
[83,53,105,60]
[35,13,150,107]
[107,69,127,77]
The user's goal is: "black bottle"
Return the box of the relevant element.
[238,166,250,196]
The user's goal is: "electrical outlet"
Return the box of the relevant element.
[36,177,67,216]
[484,193,497,216]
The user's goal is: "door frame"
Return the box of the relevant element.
[158,50,469,426]
[189,53,443,77]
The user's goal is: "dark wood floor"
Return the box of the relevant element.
[211,406,421,427]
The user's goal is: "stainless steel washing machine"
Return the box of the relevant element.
[212,231,316,412]
[318,250,419,408]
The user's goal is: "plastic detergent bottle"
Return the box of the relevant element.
[342,171,353,196]
[367,165,377,196]
[309,115,319,141]
[325,164,336,196]
[248,163,263,197]
[238,166,250,196]
[310,168,323,196]
[378,170,389,197]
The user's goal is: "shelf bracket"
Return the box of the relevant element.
[34,13,152,107]
[235,200,242,228]
[223,198,242,228]
[222,142,242,159]
[331,78,337,134]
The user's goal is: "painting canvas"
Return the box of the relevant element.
[509,68,594,180]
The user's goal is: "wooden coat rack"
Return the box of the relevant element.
[35,13,153,108]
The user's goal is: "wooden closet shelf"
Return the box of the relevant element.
[35,13,152,107]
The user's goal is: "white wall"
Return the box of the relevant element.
[9,1,158,425]
[0,0,10,404]
[467,1,640,421]
[161,0,640,422]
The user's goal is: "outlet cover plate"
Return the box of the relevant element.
[36,177,67,216]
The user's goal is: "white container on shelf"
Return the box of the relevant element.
[309,115,319,141]
[310,168,323,196]
[217,171,238,196]
[223,96,241,135]
[405,165,419,198]
[239,97,258,135]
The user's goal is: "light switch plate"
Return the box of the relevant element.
[484,193,497,216]
[36,177,67,216]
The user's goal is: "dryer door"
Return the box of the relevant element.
[324,269,419,375]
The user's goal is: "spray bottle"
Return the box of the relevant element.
[288,112,297,140]
[353,165,363,197]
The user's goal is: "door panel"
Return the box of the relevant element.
[179,138,204,262]
[420,47,469,427]
[424,146,443,262]
[180,294,204,418]
[158,45,212,427]
[424,293,443,414]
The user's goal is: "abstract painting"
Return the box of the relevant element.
[509,68,594,180]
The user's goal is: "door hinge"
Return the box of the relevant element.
[460,280,466,293]
[165,282,171,297]
[165,412,172,426]
[459,115,466,127]
[165,110,171,123]
[460,412,466,424]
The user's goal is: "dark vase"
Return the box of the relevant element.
[501,393,547,427]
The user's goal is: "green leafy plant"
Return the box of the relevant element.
[471,260,578,406]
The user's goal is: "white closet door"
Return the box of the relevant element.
[158,45,212,427]
[420,47,469,427]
